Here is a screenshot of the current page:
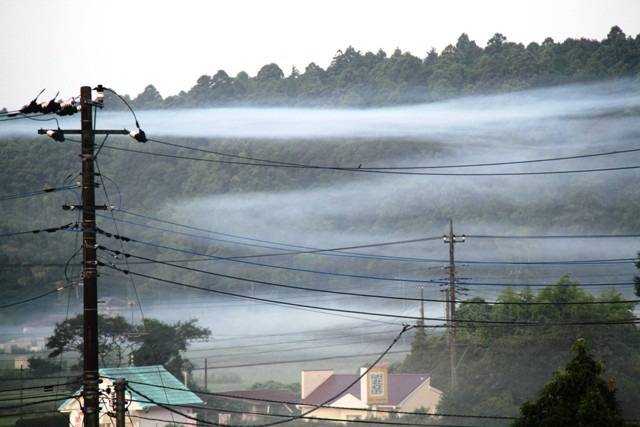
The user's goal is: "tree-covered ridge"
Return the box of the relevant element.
[118,26,640,109]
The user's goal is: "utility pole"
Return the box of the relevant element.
[419,286,424,325]
[81,85,100,427]
[443,219,464,390]
[114,378,127,427]
[204,358,208,391]
[19,366,23,418]
[38,85,130,427]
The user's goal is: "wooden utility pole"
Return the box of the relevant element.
[81,86,100,427]
[38,86,130,427]
[444,219,464,390]
[114,378,127,427]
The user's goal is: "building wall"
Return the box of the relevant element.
[298,405,372,421]
[64,405,198,427]
[137,407,198,427]
[298,379,442,422]
[397,379,442,414]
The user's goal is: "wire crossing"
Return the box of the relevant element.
[98,245,640,306]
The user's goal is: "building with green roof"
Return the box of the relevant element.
[58,365,203,427]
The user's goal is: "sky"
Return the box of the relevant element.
[1,0,640,108]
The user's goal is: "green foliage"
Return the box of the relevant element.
[14,414,68,427]
[512,339,625,427]
[250,380,300,394]
[111,26,640,108]
[26,356,62,376]
[46,314,134,368]
[400,277,640,424]
[44,315,210,378]
[131,318,211,378]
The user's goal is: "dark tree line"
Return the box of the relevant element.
[113,26,640,109]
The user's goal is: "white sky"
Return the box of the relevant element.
[1,0,639,108]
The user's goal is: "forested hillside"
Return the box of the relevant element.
[111,26,640,109]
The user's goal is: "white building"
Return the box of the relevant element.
[298,363,442,421]
[58,365,203,427]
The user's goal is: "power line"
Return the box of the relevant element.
[99,234,450,284]
[147,137,640,170]
[0,393,72,403]
[94,159,146,326]
[190,343,400,365]
[0,283,76,310]
[0,395,75,411]
[98,245,640,306]
[0,185,79,202]
[98,223,637,266]
[116,208,640,253]
[186,330,399,353]
[127,410,478,427]
[0,113,48,122]
[97,143,640,176]
[114,208,439,256]
[127,325,412,427]
[0,381,78,394]
[188,350,409,369]
[98,214,439,262]
[97,218,638,266]
[100,264,640,326]
[0,409,68,419]
[119,379,515,421]
[0,374,80,382]
[105,81,640,179]
[468,233,640,239]
[0,223,76,238]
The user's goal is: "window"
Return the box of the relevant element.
[370,372,384,396]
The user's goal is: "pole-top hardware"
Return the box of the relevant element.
[45,128,65,142]
[129,128,147,143]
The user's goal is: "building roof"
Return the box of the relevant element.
[59,365,203,411]
[217,389,299,405]
[300,373,430,407]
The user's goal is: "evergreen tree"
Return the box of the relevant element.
[513,339,626,427]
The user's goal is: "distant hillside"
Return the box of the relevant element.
[112,26,640,109]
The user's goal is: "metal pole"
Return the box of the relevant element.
[81,85,100,427]
[114,378,127,427]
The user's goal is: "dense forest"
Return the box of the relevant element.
[109,26,640,109]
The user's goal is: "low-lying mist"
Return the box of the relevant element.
[2,78,639,347]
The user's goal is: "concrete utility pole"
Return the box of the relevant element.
[114,378,127,427]
[38,85,130,427]
[443,219,464,390]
